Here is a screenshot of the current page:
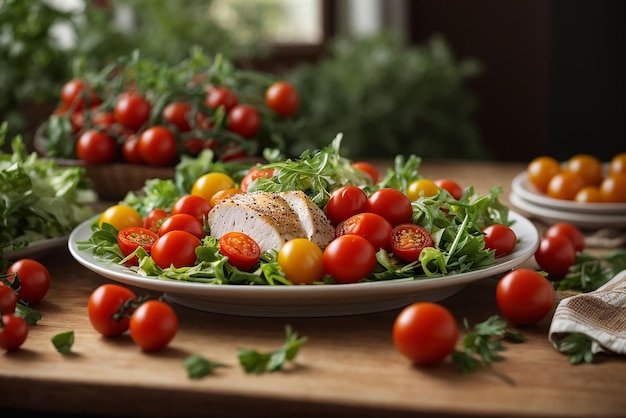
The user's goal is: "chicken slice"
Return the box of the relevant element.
[280,190,335,248]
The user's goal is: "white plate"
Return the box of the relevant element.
[511,171,626,214]
[68,212,539,317]
[3,236,69,260]
[509,192,626,230]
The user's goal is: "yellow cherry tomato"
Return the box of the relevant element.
[191,172,235,203]
[98,205,143,230]
[406,179,439,201]
[278,238,324,285]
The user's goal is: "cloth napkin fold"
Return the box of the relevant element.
[549,269,626,355]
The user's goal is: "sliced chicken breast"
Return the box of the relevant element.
[280,190,335,248]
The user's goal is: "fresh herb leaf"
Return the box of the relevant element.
[453,315,524,373]
[553,250,626,293]
[237,325,307,374]
[559,333,594,365]
[184,354,225,379]
[51,331,75,354]
[15,301,42,325]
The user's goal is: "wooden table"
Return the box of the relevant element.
[2,160,625,418]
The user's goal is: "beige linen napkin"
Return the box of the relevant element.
[549,269,626,355]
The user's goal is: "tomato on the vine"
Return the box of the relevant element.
[265,81,299,117]
[323,234,377,284]
[496,268,555,326]
[205,86,238,112]
[129,300,178,351]
[544,222,585,253]
[0,281,17,314]
[482,224,517,257]
[60,78,101,109]
[219,232,261,272]
[121,136,143,164]
[367,188,413,226]
[114,93,151,130]
[534,235,576,279]
[351,161,379,183]
[171,194,211,222]
[393,302,458,365]
[88,284,138,337]
[0,313,28,350]
[335,212,392,251]
[278,238,324,285]
[6,259,51,304]
[92,110,116,130]
[117,227,159,264]
[227,104,260,138]
[158,214,205,239]
[324,186,369,226]
[162,101,192,132]
[76,130,117,164]
[151,230,201,269]
[138,126,178,166]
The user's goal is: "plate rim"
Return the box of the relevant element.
[3,235,69,260]
[68,211,539,316]
[511,171,626,214]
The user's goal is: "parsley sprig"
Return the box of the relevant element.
[237,325,307,374]
[559,333,594,365]
[552,249,626,293]
[452,315,524,374]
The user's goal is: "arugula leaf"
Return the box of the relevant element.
[553,250,626,293]
[237,325,307,374]
[51,331,75,355]
[184,354,225,379]
[76,223,125,263]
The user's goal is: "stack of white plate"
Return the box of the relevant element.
[509,171,626,230]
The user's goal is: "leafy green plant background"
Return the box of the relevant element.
[0,0,489,159]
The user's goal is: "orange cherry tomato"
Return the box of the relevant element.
[546,171,585,200]
[527,156,561,192]
[566,154,603,186]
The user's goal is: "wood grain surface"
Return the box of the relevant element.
[1,160,625,418]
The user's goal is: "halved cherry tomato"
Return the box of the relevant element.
[390,223,434,263]
[335,212,392,251]
[219,232,261,271]
[117,227,159,264]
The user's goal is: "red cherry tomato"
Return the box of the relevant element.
[129,300,178,351]
[76,129,117,164]
[482,224,517,257]
[544,222,585,253]
[0,281,17,314]
[117,227,159,265]
[205,86,238,112]
[171,194,212,222]
[143,208,168,233]
[138,126,178,166]
[323,234,377,284]
[121,136,143,164]
[162,101,192,132]
[534,236,576,279]
[265,81,299,117]
[151,230,201,269]
[227,104,261,138]
[351,161,379,183]
[6,259,51,304]
[368,188,413,226]
[324,186,369,225]
[158,214,205,239]
[87,284,138,337]
[240,167,275,192]
[0,313,28,350]
[393,302,459,365]
[219,232,261,272]
[60,78,101,109]
[335,212,392,251]
[496,268,555,326]
[390,223,434,263]
[434,178,464,200]
[114,93,151,130]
